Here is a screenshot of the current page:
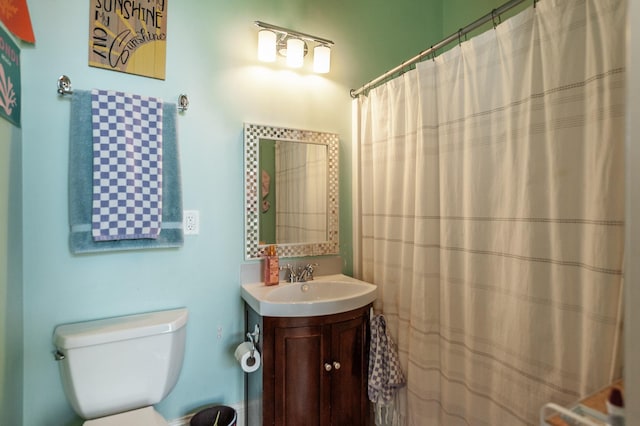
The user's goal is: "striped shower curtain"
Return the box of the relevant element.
[354,0,626,424]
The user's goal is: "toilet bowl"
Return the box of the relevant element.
[53,308,188,425]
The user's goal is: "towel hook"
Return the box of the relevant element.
[57,75,73,95]
[177,94,189,112]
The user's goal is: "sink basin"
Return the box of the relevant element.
[241,274,377,317]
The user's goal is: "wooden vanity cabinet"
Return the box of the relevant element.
[250,304,371,426]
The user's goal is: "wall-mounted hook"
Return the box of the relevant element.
[177,94,189,112]
[57,75,73,95]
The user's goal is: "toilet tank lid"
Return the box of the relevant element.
[53,308,188,349]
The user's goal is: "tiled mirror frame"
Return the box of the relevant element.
[244,123,339,260]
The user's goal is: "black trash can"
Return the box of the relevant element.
[190,405,237,426]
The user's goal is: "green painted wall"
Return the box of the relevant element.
[258,140,276,245]
[443,0,530,42]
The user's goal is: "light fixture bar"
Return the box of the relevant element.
[254,21,334,46]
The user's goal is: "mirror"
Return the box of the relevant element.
[244,123,339,260]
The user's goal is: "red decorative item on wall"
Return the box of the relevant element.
[0,0,35,43]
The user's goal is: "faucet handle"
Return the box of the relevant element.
[280,264,296,283]
[305,263,318,280]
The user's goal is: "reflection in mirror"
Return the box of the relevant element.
[244,123,339,260]
[259,140,327,245]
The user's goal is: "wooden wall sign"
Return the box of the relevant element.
[88,0,168,80]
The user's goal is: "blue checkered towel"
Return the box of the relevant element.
[91,89,163,241]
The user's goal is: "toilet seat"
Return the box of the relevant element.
[83,406,167,426]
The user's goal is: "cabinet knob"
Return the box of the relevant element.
[333,361,341,370]
[324,363,332,371]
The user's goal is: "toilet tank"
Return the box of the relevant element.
[53,308,188,420]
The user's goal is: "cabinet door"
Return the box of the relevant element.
[273,325,331,426]
[329,316,368,426]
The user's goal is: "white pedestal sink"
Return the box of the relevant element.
[241,274,377,317]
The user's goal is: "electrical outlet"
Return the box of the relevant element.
[183,210,200,235]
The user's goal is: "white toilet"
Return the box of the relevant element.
[53,308,188,425]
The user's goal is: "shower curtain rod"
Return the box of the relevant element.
[350,0,534,98]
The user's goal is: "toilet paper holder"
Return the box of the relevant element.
[246,324,260,358]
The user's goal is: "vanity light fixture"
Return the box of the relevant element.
[255,21,334,73]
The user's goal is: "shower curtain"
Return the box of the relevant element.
[354,0,626,424]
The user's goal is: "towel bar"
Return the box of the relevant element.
[56,75,189,112]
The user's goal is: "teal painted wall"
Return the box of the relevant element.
[20,0,441,425]
[0,117,23,425]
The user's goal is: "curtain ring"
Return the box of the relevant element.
[491,9,501,29]
[533,0,538,8]
[458,29,463,46]
[431,46,436,61]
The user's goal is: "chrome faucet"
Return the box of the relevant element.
[281,263,318,283]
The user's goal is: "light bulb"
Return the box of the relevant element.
[258,29,276,62]
[286,38,304,68]
[313,45,331,73]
